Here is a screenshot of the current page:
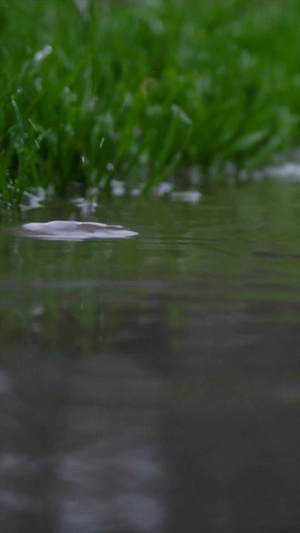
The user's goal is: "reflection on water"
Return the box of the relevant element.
[1,181,300,532]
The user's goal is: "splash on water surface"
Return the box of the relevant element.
[17,220,138,241]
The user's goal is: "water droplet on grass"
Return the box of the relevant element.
[34,44,52,64]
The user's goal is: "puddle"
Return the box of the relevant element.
[1,182,300,533]
[17,220,138,241]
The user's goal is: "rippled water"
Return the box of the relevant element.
[1,181,300,533]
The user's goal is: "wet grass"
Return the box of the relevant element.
[1,0,300,204]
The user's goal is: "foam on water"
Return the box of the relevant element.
[18,221,138,241]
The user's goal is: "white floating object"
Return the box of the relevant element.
[170,191,202,203]
[19,220,138,241]
[264,163,300,181]
[152,181,174,197]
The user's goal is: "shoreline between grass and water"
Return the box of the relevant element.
[1,0,300,206]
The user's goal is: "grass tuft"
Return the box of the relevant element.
[1,0,300,203]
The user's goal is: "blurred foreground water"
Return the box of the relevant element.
[1,180,300,533]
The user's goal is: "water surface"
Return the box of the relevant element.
[1,181,300,533]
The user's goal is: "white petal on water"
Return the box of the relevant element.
[264,163,300,181]
[18,221,138,241]
[170,191,202,203]
[152,182,173,197]
[71,197,98,216]
[110,179,125,197]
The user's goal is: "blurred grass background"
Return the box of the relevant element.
[1,0,300,203]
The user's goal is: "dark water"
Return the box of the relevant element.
[1,181,300,533]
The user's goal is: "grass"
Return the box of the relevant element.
[1,0,300,204]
